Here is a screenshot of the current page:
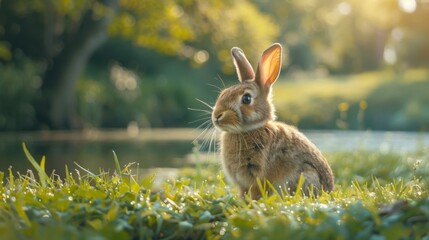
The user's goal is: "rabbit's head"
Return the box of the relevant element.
[212,43,282,133]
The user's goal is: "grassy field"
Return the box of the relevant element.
[0,144,428,239]
[273,69,429,130]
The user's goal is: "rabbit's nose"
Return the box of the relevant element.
[215,112,224,122]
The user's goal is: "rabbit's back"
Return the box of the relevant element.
[268,122,334,194]
[220,121,334,197]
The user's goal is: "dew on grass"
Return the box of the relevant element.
[259,203,268,212]
[316,203,328,209]
[4,146,429,239]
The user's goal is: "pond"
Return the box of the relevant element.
[1,129,428,177]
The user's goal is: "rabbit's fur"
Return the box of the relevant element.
[212,43,334,199]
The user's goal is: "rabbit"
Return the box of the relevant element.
[212,43,334,199]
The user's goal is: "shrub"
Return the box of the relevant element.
[0,54,43,130]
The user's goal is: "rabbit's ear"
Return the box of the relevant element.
[256,43,282,88]
[231,47,255,82]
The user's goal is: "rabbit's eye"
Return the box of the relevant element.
[242,93,252,104]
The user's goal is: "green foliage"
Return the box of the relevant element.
[254,0,429,73]
[76,62,205,128]
[179,0,279,73]
[0,55,43,130]
[0,0,281,130]
[0,146,428,239]
[110,0,196,54]
[2,0,429,130]
[366,77,429,131]
[274,69,429,131]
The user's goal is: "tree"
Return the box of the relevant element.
[1,0,120,129]
[0,0,278,130]
[253,0,429,73]
[40,0,120,129]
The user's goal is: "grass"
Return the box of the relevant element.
[0,144,428,239]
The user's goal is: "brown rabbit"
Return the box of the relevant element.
[212,43,334,199]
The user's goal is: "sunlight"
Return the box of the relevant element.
[383,46,397,64]
[193,50,209,64]
[169,5,184,18]
[337,2,352,15]
[398,0,417,13]
[110,63,138,91]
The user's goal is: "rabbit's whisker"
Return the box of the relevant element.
[188,116,211,125]
[197,127,219,163]
[207,128,217,156]
[187,107,212,114]
[192,122,211,137]
[193,122,213,143]
[196,119,212,131]
[216,74,226,88]
[195,98,213,110]
[206,83,222,93]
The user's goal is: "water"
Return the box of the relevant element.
[303,130,429,153]
[1,129,428,176]
[0,129,197,176]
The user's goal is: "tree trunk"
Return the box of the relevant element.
[38,0,118,129]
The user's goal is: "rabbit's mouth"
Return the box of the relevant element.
[214,120,268,133]
[213,121,243,133]
[212,109,243,133]
[215,123,244,133]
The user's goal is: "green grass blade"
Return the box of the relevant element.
[40,155,46,172]
[74,162,96,177]
[8,167,14,190]
[22,143,49,188]
[112,150,121,175]
[294,174,305,199]
[14,193,31,226]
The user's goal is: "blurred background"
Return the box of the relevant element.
[1,0,429,174]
